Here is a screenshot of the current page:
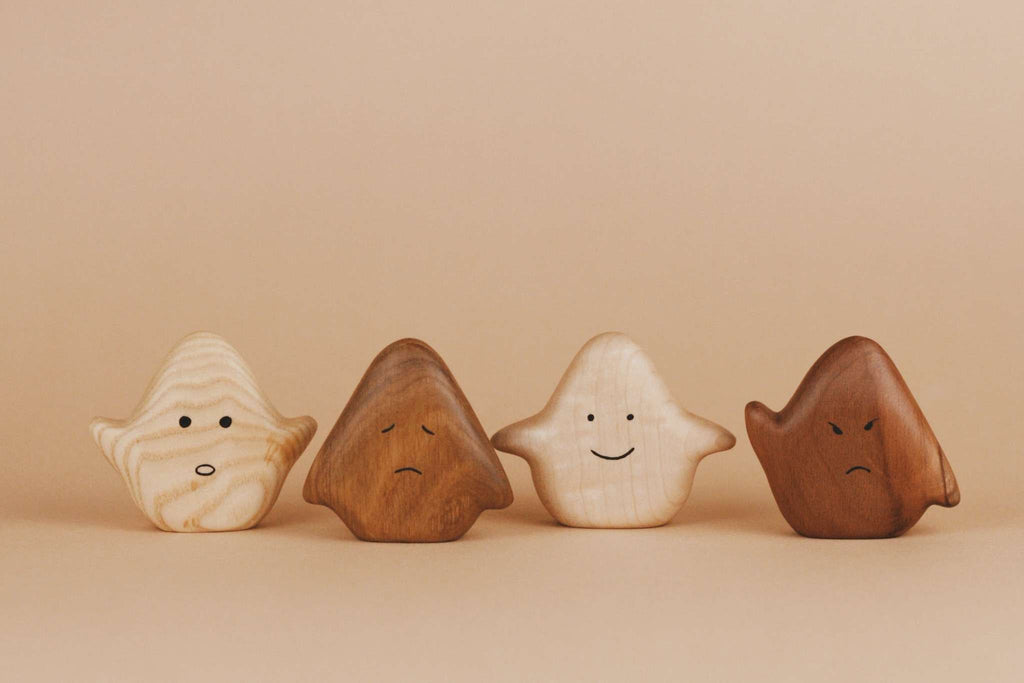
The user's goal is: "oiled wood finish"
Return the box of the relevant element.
[90,332,317,532]
[491,332,736,528]
[745,336,960,539]
[303,338,513,542]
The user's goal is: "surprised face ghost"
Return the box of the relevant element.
[90,332,317,532]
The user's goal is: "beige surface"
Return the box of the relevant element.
[1,2,1022,681]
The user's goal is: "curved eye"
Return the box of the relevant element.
[864,419,878,431]
[195,464,215,476]
[626,414,634,421]
[587,414,595,422]
[828,422,843,435]
[179,416,191,428]
[219,416,232,428]
[421,425,435,435]
[381,424,395,433]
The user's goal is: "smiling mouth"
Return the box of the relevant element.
[845,466,871,475]
[394,467,423,475]
[590,447,635,461]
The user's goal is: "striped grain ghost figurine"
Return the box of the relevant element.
[90,332,317,532]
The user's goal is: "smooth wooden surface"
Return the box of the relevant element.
[303,338,513,542]
[491,332,736,528]
[90,332,317,532]
[745,336,960,539]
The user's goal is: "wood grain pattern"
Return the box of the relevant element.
[90,332,317,532]
[745,336,960,539]
[491,332,736,528]
[303,338,513,542]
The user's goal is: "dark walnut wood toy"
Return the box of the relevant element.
[303,338,513,542]
[745,336,960,539]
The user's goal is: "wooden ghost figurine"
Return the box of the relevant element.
[90,332,317,532]
[303,339,513,542]
[491,332,736,528]
[745,336,960,539]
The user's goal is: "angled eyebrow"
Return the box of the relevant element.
[381,424,395,433]
[421,425,435,435]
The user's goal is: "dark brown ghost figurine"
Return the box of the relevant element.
[745,336,959,539]
[303,338,513,542]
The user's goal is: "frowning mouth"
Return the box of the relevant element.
[394,467,423,475]
[845,466,871,475]
[590,447,635,461]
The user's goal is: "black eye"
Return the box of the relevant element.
[587,414,595,421]
[219,416,232,428]
[195,464,215,476]
[864,419,878,431]
[626,414,634,421]
[179,416,191,428]
[381,424,395,433]
[828,422,843,435]
[421,425,435,435]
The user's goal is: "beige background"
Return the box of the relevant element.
[2,2,1022,681]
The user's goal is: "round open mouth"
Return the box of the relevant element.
[845,466,871,475]
[590,447,635,461]
[393,467,423,475]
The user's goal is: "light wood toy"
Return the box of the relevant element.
[745,336,960,539]
[303,338,513,542]
[491,332,736,528]
[90,332,317,532]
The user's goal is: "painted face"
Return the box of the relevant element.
[90,332,316,532]
[492,333,735,528]
[746,336,959,538]
[303,339,513,542]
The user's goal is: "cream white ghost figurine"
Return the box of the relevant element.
[491,332,735,528]
[90,332,317,532]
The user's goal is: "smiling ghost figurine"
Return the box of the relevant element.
[491,332,736,528]
[745,336,960,539]
[303,338,513,542]
[90,332,317,532]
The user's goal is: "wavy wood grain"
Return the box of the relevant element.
[90,332,316,532]
[492,332,735,528]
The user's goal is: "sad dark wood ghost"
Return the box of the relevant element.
[303,338,513,542]
[745,336,960,539]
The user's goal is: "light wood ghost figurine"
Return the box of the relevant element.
[90,332,317,532]
[745,336,960,539]
[491,332,736,528]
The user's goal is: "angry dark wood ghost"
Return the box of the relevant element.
[745,336,959,539]
[303,338,513,542]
